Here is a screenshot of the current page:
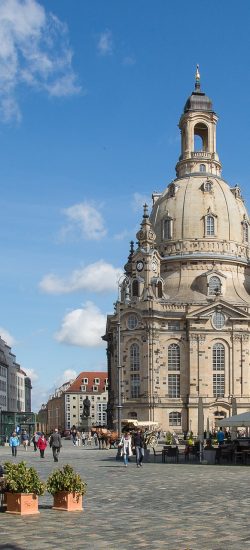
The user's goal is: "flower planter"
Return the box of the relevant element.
[52,491,83,511]
[6,493,39,515]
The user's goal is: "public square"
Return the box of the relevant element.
[0,440,250,550]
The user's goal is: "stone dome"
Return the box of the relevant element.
[151,175,250,264]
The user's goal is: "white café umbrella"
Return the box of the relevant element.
[217,411,250,428]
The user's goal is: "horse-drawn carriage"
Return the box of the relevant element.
[115,419,160,448]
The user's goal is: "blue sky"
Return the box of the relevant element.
[1,0,250,410]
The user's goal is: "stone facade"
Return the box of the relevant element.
[104,69,250,434]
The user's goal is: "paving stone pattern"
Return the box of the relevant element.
[0,442,249,550]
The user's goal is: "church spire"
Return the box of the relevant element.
[195,64,201,91]
[136,204,156,250]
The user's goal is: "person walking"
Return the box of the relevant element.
[21,430,29,451]
[9,432,20,457]
[217,427,225,447]
[120,431,132,467]
[32,432,40,452]
[49,428,62,462]
[133,429,145,468]
[37,433,47,458]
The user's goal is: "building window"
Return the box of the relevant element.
[168,344,180,371]
[83,378,88,384]
[213,343,225,397]
[168,375,180,398]
[200,164,206,172]
[164,217,173,240]
[131,374,140,398]
[127,315,138,330]
[130,343,140,371]
[128,411,137,419]
[132,279,139,297]
[212,312,225,330]
[168,321,180,331]
[94,378,100,384]
[206,215,215,236]
[213,373,225,398]
[157,281,163,298]
[169,411,181,426]
[80,385,86,392]
[243,222,249,243]
[213,343,225,370]
[203,179,213,192]
[208,276,221,296]
[92,386,98,392]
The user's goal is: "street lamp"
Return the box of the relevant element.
[117,275,130,439]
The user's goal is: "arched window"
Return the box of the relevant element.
[130,343,140,371]
[128,411,137,419]
[169,411,181,426]
[200,164,206,173]
[206,215,215,236]
[132,279,139,297]
[204,180,212,192]
[164,217,173,240]
[157,281,163,298]
[213,343,225,397]
[168,344,180,398]
[168,344,180,370]
[243,222,249,243]
[208,276,221,296]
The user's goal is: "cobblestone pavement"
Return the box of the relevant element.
[0,441,250,550]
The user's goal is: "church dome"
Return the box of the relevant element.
[151,68,250,265]
[151,175,250,263]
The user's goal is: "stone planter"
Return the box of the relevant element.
[6,493,39,515]
[52,491,83,511]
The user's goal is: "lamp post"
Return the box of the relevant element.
[116,275,130,439]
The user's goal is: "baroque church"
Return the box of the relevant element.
[104,68,250,434]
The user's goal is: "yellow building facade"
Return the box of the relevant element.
[104,69,250,434]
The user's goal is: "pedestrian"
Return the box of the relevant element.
[71,427,77,446]
[21,430,29,451]
[93,432,98,447]
[133,429,145,468]
[9,432,20,457]
[217,427,225,447]
[37,433,47,458]
[119,431,132,467]
[49,428,62,462]
[32,432,40,452]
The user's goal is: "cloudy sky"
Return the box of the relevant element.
[0,0,250,409]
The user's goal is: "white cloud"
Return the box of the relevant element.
[55,301,106,347]
[24,368,39,381]
[39,260,123,294]
[0,0,81,122]
[56,369,77,386]
[97,29,113,56]
[132,192,151,213]
[0,327,16,346]
[122,55,136,66]
[61,201,107,241]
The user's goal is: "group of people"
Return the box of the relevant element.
[119,429,145,468]
[9,430,50,459]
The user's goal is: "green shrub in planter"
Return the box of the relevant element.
[4,461,45,495]
[46,464,87,496]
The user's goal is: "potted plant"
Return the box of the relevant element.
[4,461,45,515]
[46,464,87,511]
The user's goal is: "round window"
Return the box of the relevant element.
[212,312,225,329]
[127,315,138,330]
